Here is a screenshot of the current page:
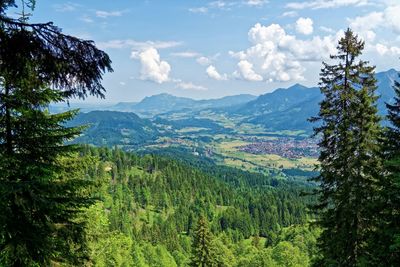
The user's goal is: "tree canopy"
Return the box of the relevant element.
[0,1,112,265]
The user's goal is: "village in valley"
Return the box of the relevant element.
[237,137,319,159]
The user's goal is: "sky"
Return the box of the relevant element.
[14,0,400,103]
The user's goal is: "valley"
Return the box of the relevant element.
[65,69,397,182]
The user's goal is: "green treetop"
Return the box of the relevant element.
[190,216,216,267]
[310,28,383,266]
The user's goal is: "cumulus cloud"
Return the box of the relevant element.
[235,60,263,81]
[384,5,400,33]
[176,81,207,91]
[296,17,314,35]
[286,0,369,10]
[349,12,382,42]
[376,43,389,55]
[348,5,400,42]
[206,65,228,81]
[349,11,383,31]
[131,47,171,84]
[230,23,338,82]
[375,43,400,56]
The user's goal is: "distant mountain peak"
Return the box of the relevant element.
[386,68,398,74]
[287,83,309,90]
[145,93,174,99]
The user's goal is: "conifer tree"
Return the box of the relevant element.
[0,1,112,266]
[371,74,400,265]
[190,216,216,267]
[310,29,382,266]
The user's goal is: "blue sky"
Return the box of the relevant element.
[20,0,400,102]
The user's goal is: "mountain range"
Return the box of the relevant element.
[68,69,399,139]
[236,69,398,131]
[108,93,257,116]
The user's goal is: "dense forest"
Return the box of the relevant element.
[77,146,318,266]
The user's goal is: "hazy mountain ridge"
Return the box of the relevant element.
[234,84,320,116]
[108,93,257,116]
[68,69,398,138]
[239,69,397,131]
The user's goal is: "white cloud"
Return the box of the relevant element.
[170,52,221,68]
[349,11,383,31]
[348,4,400,43]
[210,1,228,8]
[176,82,207,91]
[281,11,298,17]
[376,43,389,55]
[375,43,400,56]
[197,53,221,66]
[235,60,263,81]
[384,5,400,33]
[390,46,400,54]
[54,2,80,12]
[80,15,94,23]
[245,0,269,7]
[189,0,268,13]
[349,11,382,42]
[286,0,369,10]
[171,51,201,58]
[320,26,335,33]
[131,47,171,84]
[206,65,228,81]
[296,17,314,35]
[197,56,211,66]
[95,10,124,18]
[230,23,338,82]
[119,82,126,86]
[189,7,208,13]
[98,39,182,50]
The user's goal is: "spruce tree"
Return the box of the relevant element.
[190,216,215,267]
[371,74,400,265]
[310,29,382,266]
[0,1,112,266]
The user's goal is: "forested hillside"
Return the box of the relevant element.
[79,146,319,266]
[67,111,159,147]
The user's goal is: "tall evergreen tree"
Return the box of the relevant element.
[190,216,215,267]
[0,1,112,266]
[371,73,400,265]
[310,29,382,266]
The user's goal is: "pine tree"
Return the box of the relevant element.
[371,74,400,265]
[310,29,383,266]
[0,1,112,266]
[190,216,216,267]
